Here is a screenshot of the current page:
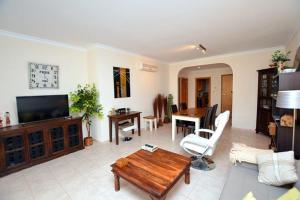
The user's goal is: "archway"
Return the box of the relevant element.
[177,63,233,115]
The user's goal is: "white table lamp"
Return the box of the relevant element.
[276,90,300,150]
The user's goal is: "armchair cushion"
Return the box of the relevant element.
[180,134,214,156]
[180,111,230,159]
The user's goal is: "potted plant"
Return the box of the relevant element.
[167,94,173,120]
[270,50,294,73]
[70,84,103,146]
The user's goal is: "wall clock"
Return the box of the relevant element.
[29,62,59,89]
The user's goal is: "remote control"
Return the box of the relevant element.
[141,144,158,152]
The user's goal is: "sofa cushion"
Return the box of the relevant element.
[294,161,300,190]
[242,192,256,200]
[220,164,288,200]
[257,151,298,186]
[277,187,300,200]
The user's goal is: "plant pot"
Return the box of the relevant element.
[84,136,93,146]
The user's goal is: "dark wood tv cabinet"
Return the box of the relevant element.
[0,117,84,177]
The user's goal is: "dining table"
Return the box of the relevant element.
[171,107,206,141]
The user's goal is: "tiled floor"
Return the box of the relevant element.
[0,123,269,200]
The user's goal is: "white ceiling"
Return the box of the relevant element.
[0,0,300,62]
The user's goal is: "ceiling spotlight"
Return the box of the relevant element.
[197,66,201,69]
[195,44,207,54]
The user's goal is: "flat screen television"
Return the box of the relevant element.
[16,95,69,124]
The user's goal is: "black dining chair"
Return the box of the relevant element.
[179,102,188,110]
[171,104,179,113]
[210,104,218,130]
[187,107,213,138]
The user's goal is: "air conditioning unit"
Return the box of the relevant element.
[140,63,158,72]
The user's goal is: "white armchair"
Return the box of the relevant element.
[180,111,230,170]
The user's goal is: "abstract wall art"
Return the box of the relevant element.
[113,67,131,98]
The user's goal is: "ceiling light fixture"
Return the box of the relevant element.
[195,44,207,54]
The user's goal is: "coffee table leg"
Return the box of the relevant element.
[114,173,120,191]
[150,195,166,200]
[185,168,190,184]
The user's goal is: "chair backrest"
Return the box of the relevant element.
[179,102,187,110]
[210,104,218,130]
[202,107,213,129]
[171,104,178,113]
[208,111,230,153]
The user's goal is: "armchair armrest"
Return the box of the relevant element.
[181,135,213,148]
[194,129,215,136]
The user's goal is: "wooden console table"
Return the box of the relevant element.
[108,111,141,145]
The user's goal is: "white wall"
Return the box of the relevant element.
[0,34,168,142]
[178,69,189,78]
[0,31,290,137]
[287,27,300,66]
[182,67,232,114]
[0,35,88,135]
[169,47,284,130]
[87,46,169,142]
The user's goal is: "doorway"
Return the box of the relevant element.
[221,74,233,114]
[195,77,211,108]
[178,78,188,107]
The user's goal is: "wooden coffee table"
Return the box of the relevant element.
[111,148,191,200]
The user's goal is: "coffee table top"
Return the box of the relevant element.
[111,148,191,198]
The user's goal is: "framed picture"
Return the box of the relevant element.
[29,62,59,89]
[113,67,131,98]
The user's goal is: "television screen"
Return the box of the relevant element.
[16,95,69,124]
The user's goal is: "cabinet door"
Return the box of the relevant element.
[2,131,27,169]
[48,126,65,154]
[276,126,293,152]
[67,123,82,149]
[0,137,5,172]
[27,127,47,161]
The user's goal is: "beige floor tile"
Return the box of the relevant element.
[0,123,269,200]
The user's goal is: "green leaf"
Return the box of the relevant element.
[69,83,104,125]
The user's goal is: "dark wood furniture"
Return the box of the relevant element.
[273,72,300,158]
[0,117,83,177]
[108,111,141,145]
[210,104,218,130]
[256,68,278,135]
[186,107,212,138]
[111,148,191,200]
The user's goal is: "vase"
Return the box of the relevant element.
[157,94,163,126]
[277,62,285,73]
[84,136,93,146]
[5,112,10,126]
[0,113,3,128]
